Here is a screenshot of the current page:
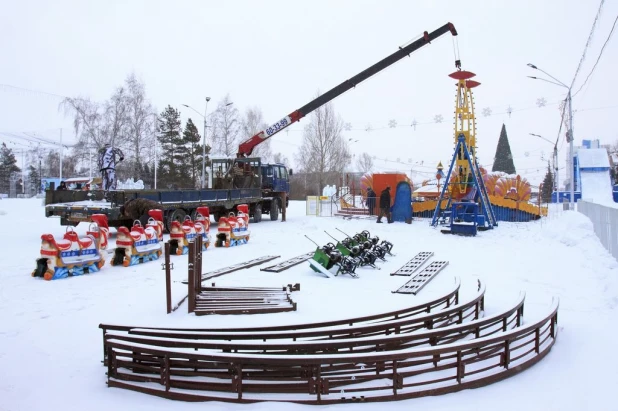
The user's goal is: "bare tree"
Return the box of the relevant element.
[60,96,104,156]
[355,152,374,174]
[61,74,157,181]
[102,86,130,149]
[125,73,155,179]
[240,106,272,161]
[61,86,130,156]
[211,95,240,157]
[272,152,289,166]
[294,98,351,193]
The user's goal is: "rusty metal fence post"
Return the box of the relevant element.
[196,236,202,294]
[164,242,172,314]
[188,241,196,314]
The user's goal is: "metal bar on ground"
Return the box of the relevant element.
[390,252,434,276]
[392,261,449,295]
[260,252,315,272]
[180,255,281,283]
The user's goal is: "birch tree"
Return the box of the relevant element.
[125,73,155,179]
[355,152,374,174]
[240,106,272,161]
[211,95,240,157]
[294,99,351,193]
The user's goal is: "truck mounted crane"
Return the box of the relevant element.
[45,23,460,229]
[237,22,459,158]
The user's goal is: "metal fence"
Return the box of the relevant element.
[577,200,618,260]
[306,196,335,217]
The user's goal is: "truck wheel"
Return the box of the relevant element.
[270,199,279,221]
[253,204,262,223]
[166,209,187,232]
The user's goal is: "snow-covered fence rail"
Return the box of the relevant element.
[577,200,618,261]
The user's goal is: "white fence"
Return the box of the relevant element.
[577,200,618,260]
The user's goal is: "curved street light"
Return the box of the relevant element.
[527,63,575,208]
[530,133,559,202]
[181,100,234,188]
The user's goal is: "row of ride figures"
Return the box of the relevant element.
[307,229,394,278]
[32,205,252,281]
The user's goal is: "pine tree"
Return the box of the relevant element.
[492,124,516,175]
[541,161,554,203]
[0,143,20,193]
[156,105,183,188]
[183,118,202,188]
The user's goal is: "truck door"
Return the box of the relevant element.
[262,165,274,191]
[275,166,290,193]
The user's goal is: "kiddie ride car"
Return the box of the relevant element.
[214,204,250,247]
[32,223,106,281]
[111,210,164,267]
[168,206,211,255]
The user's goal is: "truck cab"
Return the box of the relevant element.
[261,163,290,196]
[260,163,291,220]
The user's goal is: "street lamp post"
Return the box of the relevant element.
[152,112,158,189]
[530,133,558,203]
[527,63,575,210]
[182,99,233,189]
[202,97,210,189]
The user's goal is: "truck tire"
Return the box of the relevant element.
[213,211,224,223]
[166,208,187,233]
[253,204,262,223]
[270,199,279,221]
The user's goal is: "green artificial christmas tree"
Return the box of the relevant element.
[492,124,516,175]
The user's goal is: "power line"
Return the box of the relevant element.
[0,83,67,99]
[573,14,618,97]
[569,0,606,89]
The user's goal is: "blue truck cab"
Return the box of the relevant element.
[260,163,291,220]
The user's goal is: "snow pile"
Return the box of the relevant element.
[578,148,610,168]
[541,210,599,247]
[116,178,145,190]
[580,170,615,206]
[0,209,6,215]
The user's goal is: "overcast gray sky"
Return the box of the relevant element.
[1,0,616,184]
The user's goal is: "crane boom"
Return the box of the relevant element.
[237,22,458,157]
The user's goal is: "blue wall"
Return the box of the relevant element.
[551,191,582,203]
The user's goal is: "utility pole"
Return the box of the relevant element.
[153,112,158,189]
[59,128,63,181]
[567,90,575,210]
[39,156,42,194]
[553,144,559,203]
[202,97,211,189]
[21,150,25,195]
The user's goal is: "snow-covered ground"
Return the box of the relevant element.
[1,198,617,411]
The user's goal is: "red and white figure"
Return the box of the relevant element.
[215,204,251,247]
[32,225,105,281]
[112,216,162,267]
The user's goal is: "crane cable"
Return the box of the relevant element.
[452,36,462,69]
